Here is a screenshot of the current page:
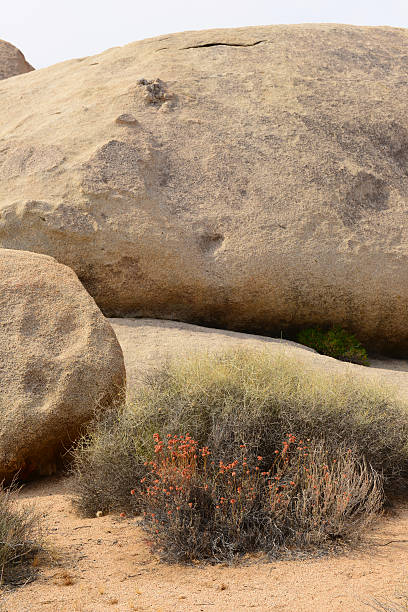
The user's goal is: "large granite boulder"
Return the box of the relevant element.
[0,39,33,80]
[0,25,408,354]
[0,249,126,481]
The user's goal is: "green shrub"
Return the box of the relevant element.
[137,432,382,562]
[0,482,43,586]
[71,349,408,521]
[297,326,369,365]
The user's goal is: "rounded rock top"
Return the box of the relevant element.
[1,25,408,354]
[0,39,34,80]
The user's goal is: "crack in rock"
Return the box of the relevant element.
[182,40,266,50]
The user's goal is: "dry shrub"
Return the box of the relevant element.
[71,349,408,518]
[368,594,408,611]
[70,406,148,516]
[136,432,382,562]
[0,482,43,586]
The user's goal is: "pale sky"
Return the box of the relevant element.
[2,0,408,69]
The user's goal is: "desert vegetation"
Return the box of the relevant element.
[368,594,408,611]
[297,326,370,365]
[71,349,408,562]
[135,432,382,562]
[0,482,43,586]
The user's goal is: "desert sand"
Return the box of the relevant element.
[1,476,407,612]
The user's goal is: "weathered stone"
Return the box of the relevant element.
[115,113,139,125]
[0,249,126,481]
[0,39,34,80]
[1,25,408,354]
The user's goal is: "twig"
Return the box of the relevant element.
[73,525,92,530]
[372,539,408,546]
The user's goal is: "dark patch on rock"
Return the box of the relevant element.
[364,121,408,175]
[339,172,389,225]
[199,232,224,253]
[82,140,148,196]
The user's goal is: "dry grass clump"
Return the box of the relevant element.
[52,569,76,586]
[368,594,408,611]
[0,482,43,586]
[141,350,408,486]
[71,350,408,554]
[71,406,149,516]
[136,432,382,562]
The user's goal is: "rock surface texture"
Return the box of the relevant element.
[0,25,408,354]
[0,39,34,80]
[0,249,125,481]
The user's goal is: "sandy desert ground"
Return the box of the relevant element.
[1,476,407,612]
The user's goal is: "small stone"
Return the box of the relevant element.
[115,113,138,125]
[137,78,170,106]
[159,101,173,113]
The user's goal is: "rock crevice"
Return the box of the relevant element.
[182,40,266,49]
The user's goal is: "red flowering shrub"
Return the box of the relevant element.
[135,432,383,562]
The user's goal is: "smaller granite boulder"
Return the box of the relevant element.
[0,249,126,481]
[0,40,34,80]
